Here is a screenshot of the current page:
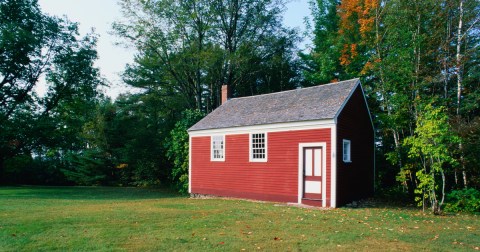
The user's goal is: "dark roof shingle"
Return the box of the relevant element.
[189,78,360,131]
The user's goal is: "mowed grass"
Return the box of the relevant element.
[0,187,478,251]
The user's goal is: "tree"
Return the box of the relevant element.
[305,0,480,199]
[62,99,116,186]
[113,0,300,113]
[452,0,480,188]
[403,104,459,213]
[0,0,104,183]
[110,93,176,186]
[301,0,342,84]
[113,0,220,111]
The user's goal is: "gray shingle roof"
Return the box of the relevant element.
[188,78,360,131]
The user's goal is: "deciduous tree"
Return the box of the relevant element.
[0,0,104,181]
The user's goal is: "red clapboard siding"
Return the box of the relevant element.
[336,86,374,206]
[191,128,331,204]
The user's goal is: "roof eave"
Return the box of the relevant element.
[188,118,336,136]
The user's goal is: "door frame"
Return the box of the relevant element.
[298,142,327,206]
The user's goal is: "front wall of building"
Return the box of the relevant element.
[190,128,332,205]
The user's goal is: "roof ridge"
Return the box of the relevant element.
[229,78,359,101]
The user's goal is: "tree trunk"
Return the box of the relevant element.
[374,6,408,192]
[442,3,451,104]
[422,188,425,212]
[456,0,464,116]
[195,90,202,111]
[431,166,436,214]
[393,130,408,191]
[440,169,446,211]
[456,0,467,189]
[454,170,458,186]
[411,9,421,121]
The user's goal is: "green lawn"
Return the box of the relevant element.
[0,187,478,251]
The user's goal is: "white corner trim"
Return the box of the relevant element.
[331,125,337,208]
[298,142,327,206]
[210,135,226,162]
[188,119,335,137]
[249,132,268,162]
[188,135,192,193]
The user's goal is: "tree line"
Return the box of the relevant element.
[1,0,479,212]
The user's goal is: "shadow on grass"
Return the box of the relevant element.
[340,198,420,211]
[0,186,184,201]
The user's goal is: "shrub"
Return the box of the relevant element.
[444,188,480,213]
[165,109,205,194]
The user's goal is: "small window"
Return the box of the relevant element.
[343,139,351,163]
[211,135,225,161]
[250,133,267,162]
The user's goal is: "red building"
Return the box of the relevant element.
[188,79,374,207]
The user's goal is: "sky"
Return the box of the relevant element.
[37,0,312,99]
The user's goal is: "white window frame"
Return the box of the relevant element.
[211,135,225,161]
[343,139,351,163]
[249,133,267,162]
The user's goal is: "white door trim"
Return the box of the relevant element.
[331,126,337,208]
[298,142,327,207]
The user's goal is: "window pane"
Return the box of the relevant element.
[251,133,266,160]
[305,149,313,176]
[343,140,350,162]
[212,135,224,160]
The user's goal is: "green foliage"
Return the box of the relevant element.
[403,104,459,172]
[71,96,173,187]
[3,155,34,184]
[301,0,342,84]
[455,117,480,187]
[403,104,459,211]
[166,109,205,193]
[413,169,435,206]
[305,0,480,203]
[3,154,70,185]
[0,0,104,184]
[113,0,300,112]
[444,188,480,213]
[63,150,113,186]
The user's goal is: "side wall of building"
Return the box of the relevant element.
[190,128,332,204]
[336,86,375,206]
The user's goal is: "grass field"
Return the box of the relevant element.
[0,186,478,251]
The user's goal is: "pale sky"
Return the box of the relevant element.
[37,0,312,99]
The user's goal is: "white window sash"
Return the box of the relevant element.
[211,135,225,161]
[249,133,267,162]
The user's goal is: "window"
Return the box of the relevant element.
[343,139,351,162]
[211,135,225,161]
[250,133,267,162]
